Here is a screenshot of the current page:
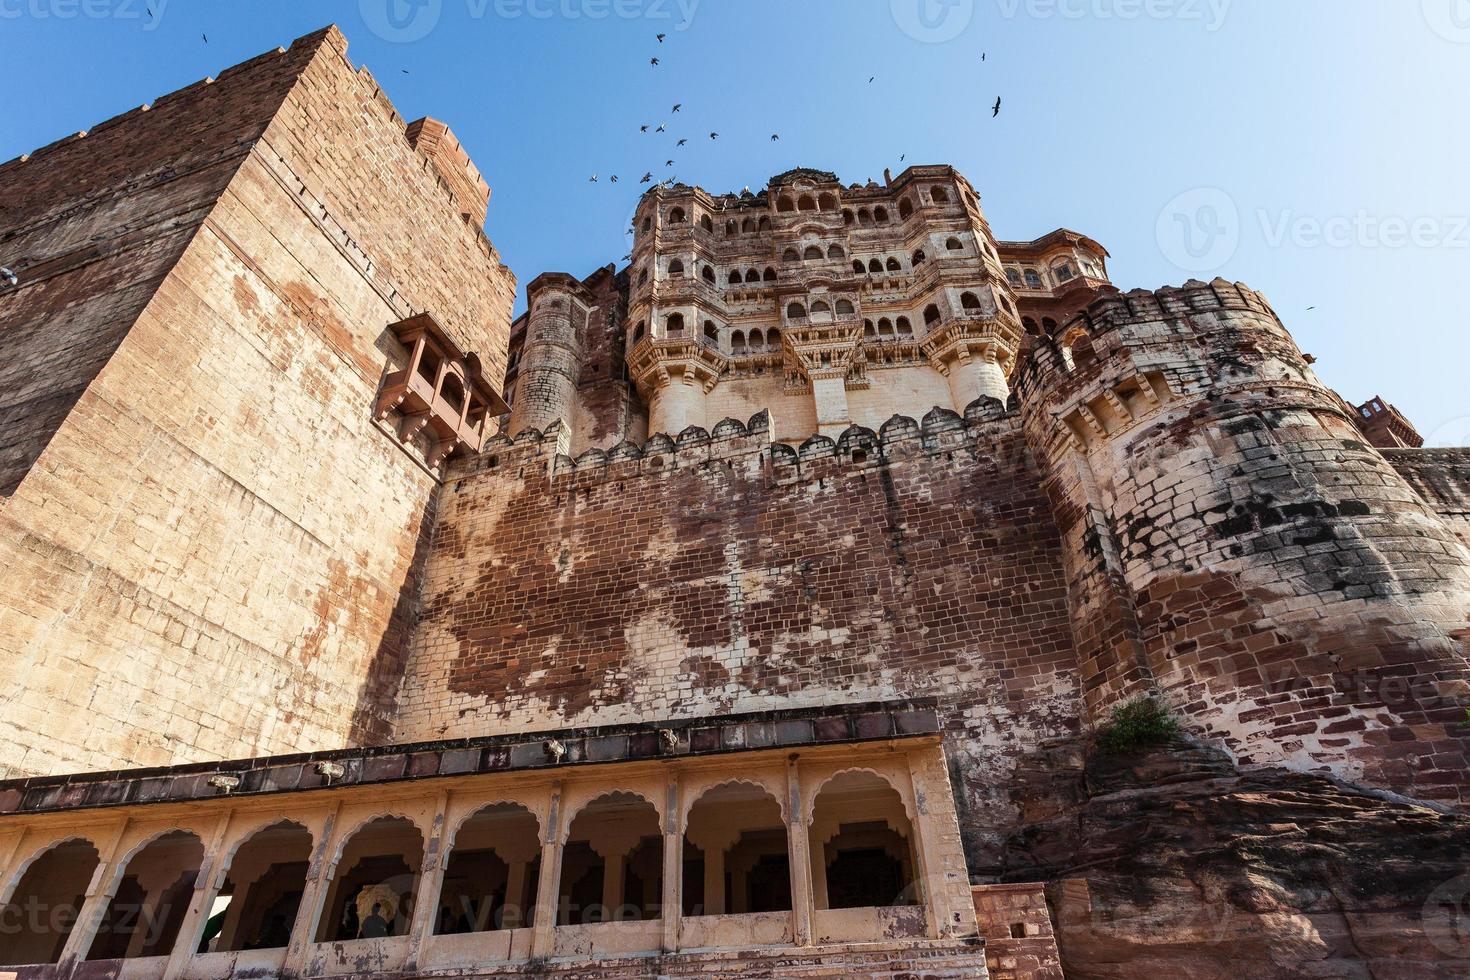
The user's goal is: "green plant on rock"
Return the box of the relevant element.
[1096,697,1180,756]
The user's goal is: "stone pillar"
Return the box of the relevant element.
[57,820,132,968]
[507,274,591,436]
[161,815,234,978]
[907,750,983,940]
[661,774,681,952]
[530,786,564,957]
[648,373,705,437]
[943,348,1009,411]
[785,761,813,946]
[404,793,450,972]
[810,374,851,438]
[281,804,342,979]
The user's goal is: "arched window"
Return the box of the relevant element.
[803,245,823,261]
[766,327,780,345]
[1,839,100,964]
[638,268,648,286]
[898,198,914,220]
[783,248,800,263]
[642,217,652,233]
[842,209,854,225]
[700,214,713,232]
[668,258,685,276]
[777,196,796,213]
[896,316,913,335]
[885,257,901,272]
[863,319,876,338]
[827,244,845,259]
[945,237,964,251]
[745,268,761,283]
[731,330,746,353]
[1024,269,1043,289]
[857,209,872,226]
[874,206,890,224]
[89,832,205,959]
[836,299,855,315]
[758,216,771,231]
[931,186,950,204]
[762,267,777,281]
[798,194,816,212]
[315,817,423,942]
[701,265,716,283]
[811,301,832,318]
[665,313,685,336]
[1022,317,1040,335]
[787,302,807,320]
[742,217,757,233]
[633,321,646,342]
[818,192,838,210]
[669,207,687,223]
[853,260,866,275]
[961,292,982,311]
[878,318,894,336]
[912,249,926,265]
[704,320,719,342]
[868,259,883,274]
[684,784,791,917]
[924,304,941,326]
[1042,317,1059,334]
[729,270,743,285]
[204,823,314,952]
[436,805,540,934]
[725,219,736,236]
[1006,268,1022,287]
[749,328,765,351]
[558,793,662,924]
[809,772,918,911]
[1053,260,1077,283]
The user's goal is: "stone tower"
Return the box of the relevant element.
[1015,279,1470,804]
[505,272,593,436]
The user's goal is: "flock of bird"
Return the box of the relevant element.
[586,35,1003,194]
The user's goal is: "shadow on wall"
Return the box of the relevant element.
[348,494,440,746]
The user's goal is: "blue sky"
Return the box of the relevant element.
[3,0,1467,444]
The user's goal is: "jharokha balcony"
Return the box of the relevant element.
[374,313,508,469]
[0,700,1012,980]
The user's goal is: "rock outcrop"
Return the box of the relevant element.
[1000,739,1470,978]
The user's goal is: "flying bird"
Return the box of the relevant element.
[401,69,409,74]
[709,132,719,140]
[589,174,598,182]
[868,76,875,83]
[650,58,660,66]
[656,33,666,42]
[992,96,1002,117]
[672,103,682,112]
[666,159,675,167]
[610,175,619,183]
[771,134,780,141]
[900,154,906,161]
[1307,306,1316,311]
[676,138,688,146]
[641,172,653,183]
[201,33,208,43]
[981,52,986,61]
[656,124,666,132]
[640,125,650,133]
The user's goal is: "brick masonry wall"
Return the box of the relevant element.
[1385,448,1470,549]
[393,406,1083,869]
[0,27,514,778]
[1016,279,1470,805]
[971,883,1064,980]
